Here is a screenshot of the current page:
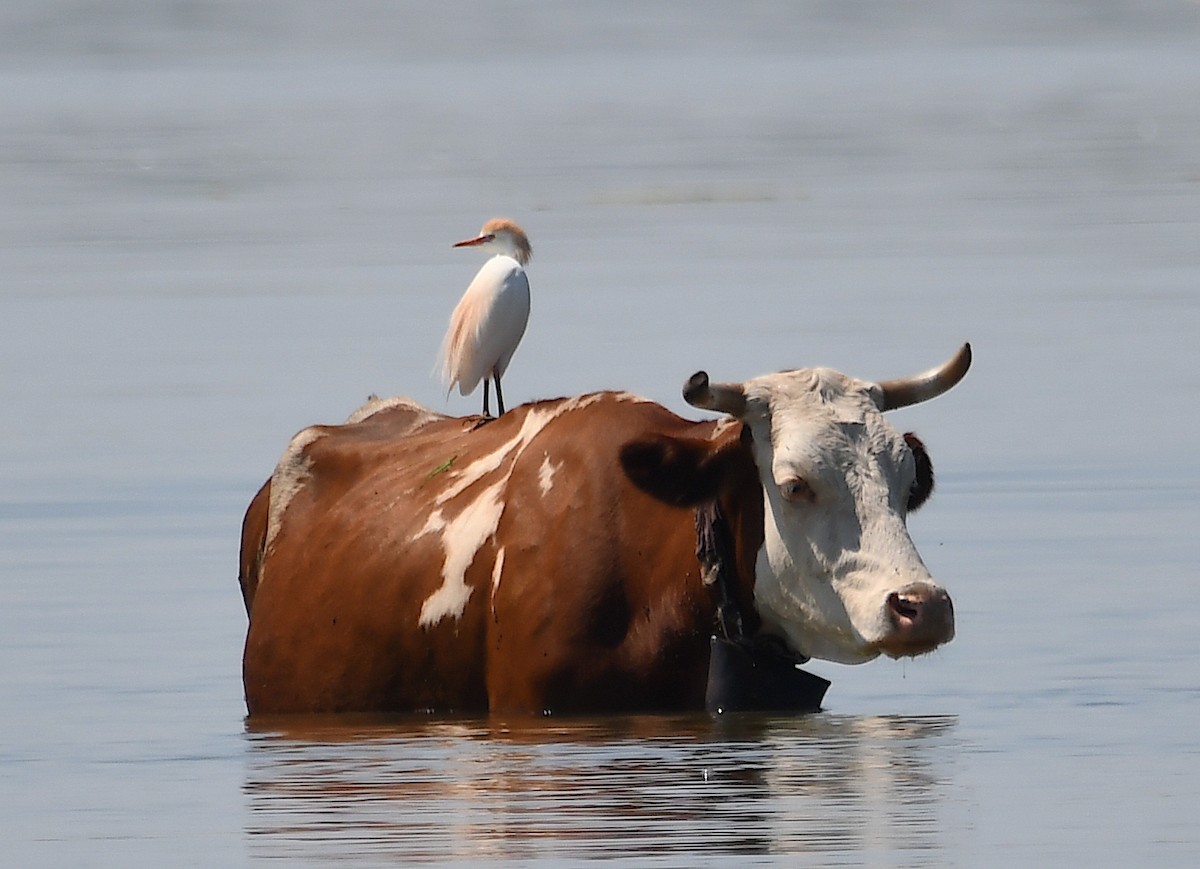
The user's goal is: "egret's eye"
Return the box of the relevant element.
[780,477,816,504]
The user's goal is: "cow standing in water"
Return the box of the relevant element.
[239,345,971,715]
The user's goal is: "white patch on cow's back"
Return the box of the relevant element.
[538,454,558,495]
[491,547,506,592]
[419,393,628,628]
[345,394,444,426]
[435,401,578,504]
[413,507,446,539]
[607,390,654,404]
[419,479,507,627]
[566,392,608,408]
[264,426,326,560]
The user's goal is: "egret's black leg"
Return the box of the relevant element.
[494,373,506,416]
[482,379,492,417]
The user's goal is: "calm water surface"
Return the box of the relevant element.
[2,1,1198,866]
[245,713,965,865]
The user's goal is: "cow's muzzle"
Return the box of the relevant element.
[880,583,955,657]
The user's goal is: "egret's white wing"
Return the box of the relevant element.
[438,255,530,396]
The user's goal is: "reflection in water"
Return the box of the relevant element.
[244,713,959,864]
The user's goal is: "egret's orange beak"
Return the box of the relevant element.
[453,233,494,248]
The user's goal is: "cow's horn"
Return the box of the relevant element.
[684,371,747,417]
[875,343,972,411]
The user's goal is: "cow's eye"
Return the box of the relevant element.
[780,477,816,504]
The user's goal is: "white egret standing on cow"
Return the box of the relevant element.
[437,218,532,417]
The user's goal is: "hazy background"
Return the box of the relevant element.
[2,1,1198,865]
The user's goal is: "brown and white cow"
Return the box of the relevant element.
[239,345,971,715]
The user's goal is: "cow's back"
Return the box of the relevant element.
[241,393,723,715]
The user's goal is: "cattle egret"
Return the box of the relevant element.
[437,218,532,417]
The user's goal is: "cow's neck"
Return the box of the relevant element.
[696,493,810,663]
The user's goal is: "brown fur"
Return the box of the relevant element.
[240,395,764,716]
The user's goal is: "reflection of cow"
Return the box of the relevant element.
[239,345,971,715]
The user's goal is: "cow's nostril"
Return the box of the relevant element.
[881,586,955,658]
[888,592,921,621]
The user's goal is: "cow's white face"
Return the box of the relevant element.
[738,368,952,663]
[679,346,969,665]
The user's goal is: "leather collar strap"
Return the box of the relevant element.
[694,500,745,643]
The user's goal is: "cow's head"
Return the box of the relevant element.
[622,344,970,665]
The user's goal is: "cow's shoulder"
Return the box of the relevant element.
[280,397,467,484]
[259,398,457,551]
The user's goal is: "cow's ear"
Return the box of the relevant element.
[620,425,750,507]
[904,432,935,512]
